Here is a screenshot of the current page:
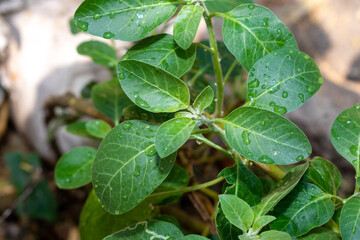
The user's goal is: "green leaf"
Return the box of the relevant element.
[296,227,341,240]
[221,107,311,165]
[219,194,254,231]
[253,215,276,232]
[174,5,204,50]
[79,191,155,240]
[193,86,214,114]
[252,163,309,219]
[215,203,243,240]
[259,230,291,240]
[117,60,190,113]
[304,157,342,195]
[246,49,323,114]
[123,105,174,124]
[218,163,262,206]
[55,146,96,189]
[4,152,40,193]
[156,117,197,158]
[103,220,184,239]
[16,180,57,222]
[330,104,360,176]
[69,18,81,34]
[340,194,360,240]
[85,120,111,139]
[77,41,117,67]
[91,79,132,124]
[178,235,209,240]
[93,120,176,215]
[74,0,179,41]
[81,81,97,99]
[206,0,253,13]
[159,164,189,190]
[221,4,298,71]
[123,34,196,78]
[270,182,335,237]
[66,122,92,138]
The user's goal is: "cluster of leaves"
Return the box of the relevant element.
[54,0,360,239]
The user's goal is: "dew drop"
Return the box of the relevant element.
[298,93,305,103]
[282,91,288,98]
[134,95,150,109]
[306,84,316,93]
[296,155,304,162]
[248,4,255,9]
[260,120,266,126]
[93,14,102,20]
[103,32,115,39]
[122,122,132,130]
[248,78,260,88]
[268,85,281,94]
[261,17,269,27]
[109,12,116,19]
[115,210,120,215]
[337,116,348,123]
[241,130,251,145]
[145,146,157,156]
[261,84,266,89]
[304,55,310,60]
[258,155,275,164]
[76,20,89,31]
[350,145,359,156]
[118,72,125,79]
[133,165,141,177]
[318,77,324,84]
[277,29,282,35]
[269,102,287,114]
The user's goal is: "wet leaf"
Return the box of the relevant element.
[221,107,311,165]
[55,147,96,189]
[296,227,340,240]
[155,117,197,158]
[92,120,176,214]
[122,105,173,124]
[174,5,204,50]
[219,194,254,231]
[85,120,111,139]
[122,34,196,77]
[339,194,360,240]
[221,4,297,71]
[74,0,179,41]
[252,163,309,219]
[270,182,334,237]
[246,49,323,114]
[117,60,190,113]
[206,0,253,13]
[330,104,360,176]
[193,86,214,114]
[304,157,342,195]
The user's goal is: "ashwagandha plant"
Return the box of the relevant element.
[53,0,360,239]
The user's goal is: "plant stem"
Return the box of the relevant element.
[202,2,224,117]
[148,177,225,201]
[355,177,360,194]
[223,59,238,84]
[191,134,232,157]
[192,129,212,135]
[197,42,214,53]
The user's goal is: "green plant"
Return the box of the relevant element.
[53,0,360,239]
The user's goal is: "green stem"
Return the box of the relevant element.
[188,65,211,87]
[202,2,224,117]
[355,177,360,194]
[197,42,214,53]
[192,134,232,157]
[223,59,238,84]
[148,177,225,201]
[192,129,212,135]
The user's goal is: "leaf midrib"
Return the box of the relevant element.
[120,61,188,106]
[219,118,305,152]
[81,2,179,20]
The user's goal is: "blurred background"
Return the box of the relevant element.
[0,0,359,239]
